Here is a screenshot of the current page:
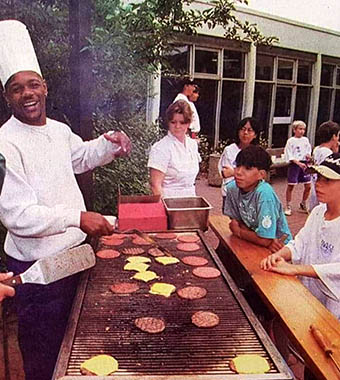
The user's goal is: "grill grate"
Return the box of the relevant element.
[55,231,291,379]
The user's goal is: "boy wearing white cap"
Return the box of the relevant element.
[0,20,131,380]
[261,153,340,321]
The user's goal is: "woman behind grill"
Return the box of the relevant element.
[148,100,201,197]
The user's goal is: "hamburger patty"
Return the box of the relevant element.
[177,234,200,243]
[192,266,221,279]
[191,311,219,328]
[177,286,207,300]
[148,247,165,257]
[176,242,200,252]
[134,317,165,333]
[181,256,208,266]
[109,282,140,294]
[122,247,145,255]
[96,249,121,259]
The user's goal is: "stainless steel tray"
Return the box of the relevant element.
[162,196,212,231]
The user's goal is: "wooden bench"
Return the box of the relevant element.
[209,214,340,380]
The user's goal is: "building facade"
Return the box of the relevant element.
[147,4,340,148]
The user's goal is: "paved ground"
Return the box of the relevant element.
[1,174,308,380]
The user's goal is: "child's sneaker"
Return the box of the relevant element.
[284,205,292,216]
[298,202,308,214]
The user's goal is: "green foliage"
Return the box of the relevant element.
[0,0,71,123]
[93,114,162,214]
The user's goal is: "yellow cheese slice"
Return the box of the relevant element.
[80,354,118,376]
[124,262,150,272]
[149,282,176,297]
[132,271,159,282]
[155,256,180,265]
[127,256,151,264]
[231,354,270,374]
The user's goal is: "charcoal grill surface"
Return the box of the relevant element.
[54,231,292,379]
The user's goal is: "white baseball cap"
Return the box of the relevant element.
[0,20,42,87]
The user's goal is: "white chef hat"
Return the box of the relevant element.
[0,19,42,87]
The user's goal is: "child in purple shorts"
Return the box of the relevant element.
[284,120,312,216]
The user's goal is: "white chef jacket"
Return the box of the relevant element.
[287,203,340,319]
[147,132,201,197]
[0,116,121,261]
[217,143,240,196]
[173,93,200,134]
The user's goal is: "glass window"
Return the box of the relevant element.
[160,77,183,125]
[336,67,340,86]
[274,86,292,117]
[321,64,334,86]
[192,79,218,142]
[277,59,294,81]
[253,83,273,136]
[195,49,218,74]
[223,50,244,79]
[297,61,312,84]
[333,89,340,124]
[163,45,189,74]
[272,124,290,148]
[295,86,311,122]
[219,81,244,141]
[317,87,333,126]
[256,54,274,81]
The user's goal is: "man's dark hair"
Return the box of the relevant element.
[316,121,340,145]
[236,145,272,171]
[235,117,260,145]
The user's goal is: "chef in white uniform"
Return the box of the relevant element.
[0,20,131,380]
[148,100,201,197]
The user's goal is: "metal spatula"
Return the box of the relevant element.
[3,244,95,287]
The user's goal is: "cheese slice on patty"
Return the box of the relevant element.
[124,262,150,272]
[155,256,180,265]
[127,256,151,264]
[230,354,270,374]
[132,271,159,282]
[80,354,118,376]
[149,282,176,297]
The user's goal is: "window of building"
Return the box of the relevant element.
[160,43,247,146]
[195,49,218,75]
[277,59,294,81]
[254,52,314,147]
[256,54,274,81]
[317,62,340,126]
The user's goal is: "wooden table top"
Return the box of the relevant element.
[209,214,340,380]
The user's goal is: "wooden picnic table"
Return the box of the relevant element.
[209,214,340,380]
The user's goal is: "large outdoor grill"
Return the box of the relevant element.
[53,230,292,379]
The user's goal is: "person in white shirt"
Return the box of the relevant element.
[283,120,312,216]
[309,121,340,212]
[218,117,259,210]
[0,20,131,380]
[148,100,201,197]
[261,153,340,378]
[173,79,200,137]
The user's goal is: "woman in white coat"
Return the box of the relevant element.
[148,100,201,197]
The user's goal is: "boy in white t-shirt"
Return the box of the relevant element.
[261,152,340,379]
[283,120,312,216]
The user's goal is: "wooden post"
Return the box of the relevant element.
[69,0,94,210]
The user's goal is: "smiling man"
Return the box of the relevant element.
[0,20,131,380]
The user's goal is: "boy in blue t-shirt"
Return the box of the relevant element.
[223,145,292,253]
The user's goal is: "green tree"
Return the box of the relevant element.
[0,0,277,216]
